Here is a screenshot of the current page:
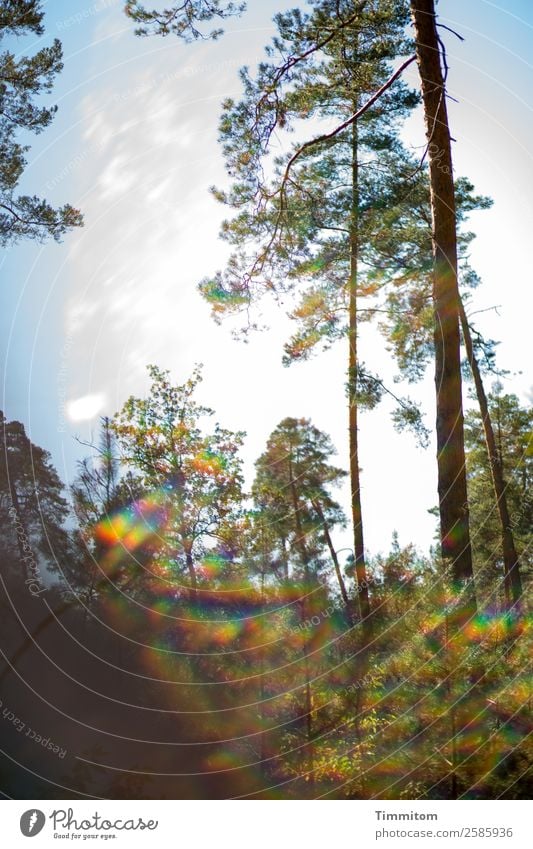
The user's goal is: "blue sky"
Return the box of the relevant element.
[1,0,531,557]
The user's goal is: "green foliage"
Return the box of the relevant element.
[2,392,531,800]
[252,417,347,581]
[197,1,431,450]
[2,0,530,803]
[109,365,245,589]
[124,0,245,40]
[0,0,83,244]
[376,174,494,383]
[200,0,417,327]
[465,386,533,599]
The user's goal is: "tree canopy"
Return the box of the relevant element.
[0,0,83,244]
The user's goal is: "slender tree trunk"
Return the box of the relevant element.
[288,468,310,572]
[288,449,315,795]
[185,547,197,599]
[312,498,354,624]
[259,562,268,779]
[349,116,371,639]
[459,301,523,609]
[303,659,315,796]
[101,416,116,510]
[410,0,476,627]
[347,114,371,786]
[281,535,289,582]
[450,699,458,799]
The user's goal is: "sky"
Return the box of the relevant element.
[1,0,532,559]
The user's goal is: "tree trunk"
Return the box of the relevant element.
[101,416,116,511]
[185,548,197,599]
[349,117,371,639]
[410,0,476,627]
[288,449,315,795]
[354,686,368,798]
[259,564,268,779]
[459,300,523,609]
[312,498,355,625]
[302,657,315,797]
[288,461,310,572]
[280,535,289,582]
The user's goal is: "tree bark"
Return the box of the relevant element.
[410,0,476,626]
[349,117,372,640]
[459,300,523,609]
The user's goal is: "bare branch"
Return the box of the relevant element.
[436,22,465,41]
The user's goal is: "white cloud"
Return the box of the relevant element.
[67,393,106,423]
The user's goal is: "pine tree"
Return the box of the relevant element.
[253,417,349,607]
[464,387,531,607]
[253,416,349,795]
[0,411,69,582]
[459,320,524,610]
[199,0,419,639]
[0,0,83,244]
[372,157,524,609]
[124,0,245,39]
[409,0,476,626]
[0,410,74,687]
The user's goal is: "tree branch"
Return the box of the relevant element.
[247,55,418,280]
[280,55,417,190]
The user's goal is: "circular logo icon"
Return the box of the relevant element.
[20,810,46,837]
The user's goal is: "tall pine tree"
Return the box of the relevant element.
[199,0,419,639]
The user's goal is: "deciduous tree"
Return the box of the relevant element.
[110,365,245,598]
